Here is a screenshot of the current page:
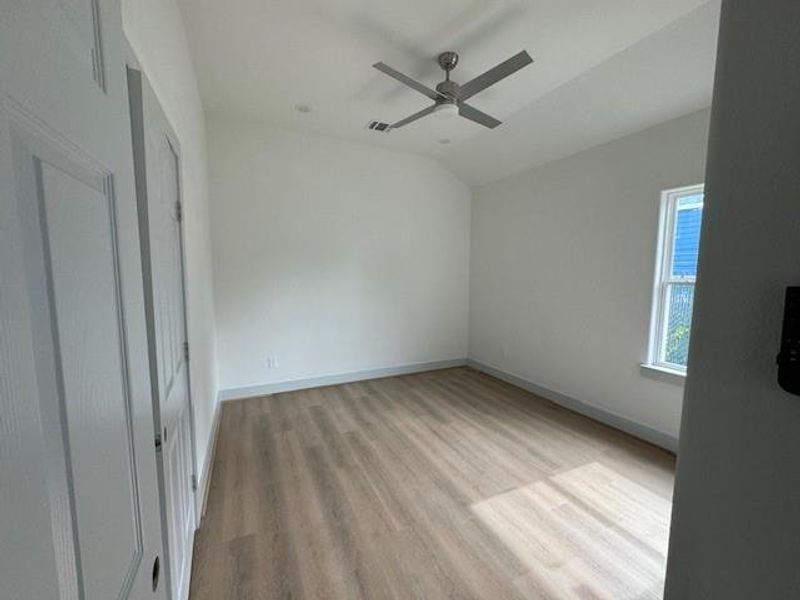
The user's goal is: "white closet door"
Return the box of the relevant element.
[0,1,166,598]
[128,67,198,600]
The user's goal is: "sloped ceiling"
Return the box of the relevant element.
[178,0,720,185]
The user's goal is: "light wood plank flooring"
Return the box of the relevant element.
[189,367,675,600]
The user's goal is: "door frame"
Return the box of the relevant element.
[125,59,200,599]
[167,129,201,532]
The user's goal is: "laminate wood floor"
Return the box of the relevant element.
[189,367,675,600]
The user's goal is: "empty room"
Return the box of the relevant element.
[3,1,800,599]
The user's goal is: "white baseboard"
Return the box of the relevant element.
[218,358,468,401]
[196,397,223,521]
[467,359,678,453]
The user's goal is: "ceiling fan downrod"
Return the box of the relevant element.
[438,51,459,81]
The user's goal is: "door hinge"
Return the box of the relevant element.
[155,432,162,451]
[175,201,183,222]
[183,341,189,361]
[191,474,198,492]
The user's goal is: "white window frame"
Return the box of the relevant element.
[646,184,705,375]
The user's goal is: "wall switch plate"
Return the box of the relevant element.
[266,356,279,369]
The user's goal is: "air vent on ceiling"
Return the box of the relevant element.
[366,120,392,133]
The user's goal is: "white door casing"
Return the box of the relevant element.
[128,67,198,600]
[0,1,167,598]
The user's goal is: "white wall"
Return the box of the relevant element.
[469,108,711,445]
[122,0,218,484]
[208,115,471,394]
[666,2,800,597]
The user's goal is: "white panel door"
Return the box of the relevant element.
[0,1,166,599]
[128,68,197,600]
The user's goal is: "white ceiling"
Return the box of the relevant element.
[178,0,720,185]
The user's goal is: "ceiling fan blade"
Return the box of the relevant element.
[373,62,444,102]
[458,103,502,129]
[392,104,438,128]
[457,50,533,101]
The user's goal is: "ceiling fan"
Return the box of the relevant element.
[373,50,533,130]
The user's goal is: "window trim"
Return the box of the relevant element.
[646,183,704,374]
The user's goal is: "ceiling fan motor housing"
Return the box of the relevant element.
[435,79,460,102]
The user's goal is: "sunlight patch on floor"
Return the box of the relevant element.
[471,462,671,600]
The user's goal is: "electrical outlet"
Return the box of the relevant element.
[265,355,279,369]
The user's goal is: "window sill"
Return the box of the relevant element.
[640,363,686,386]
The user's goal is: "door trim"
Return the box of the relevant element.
[168,132,201,530]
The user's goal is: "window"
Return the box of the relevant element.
[647,184,704,373]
